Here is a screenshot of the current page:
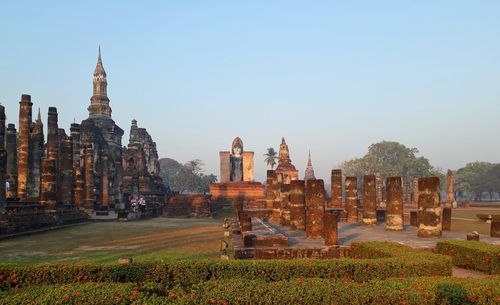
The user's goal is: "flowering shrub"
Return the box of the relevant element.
[0,276,498,305]
[436,240,500,274]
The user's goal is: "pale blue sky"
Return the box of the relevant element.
[1,1,499,182]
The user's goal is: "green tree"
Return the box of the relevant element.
[341,141,442,181]
[264,147,278,169]
[159,158,217,194]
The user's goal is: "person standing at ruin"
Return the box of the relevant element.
[130,195,137,212]
[139,196,146,214]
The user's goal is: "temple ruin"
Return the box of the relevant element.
[0,48,168,234]
[227,140,455,259]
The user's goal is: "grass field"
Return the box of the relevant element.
[0,215,230,264]
[451,207,500,235]
[0,206,497,265]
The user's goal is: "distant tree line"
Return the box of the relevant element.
[341,141,500,201]
[455,162,500,201]
[159,158,217,194]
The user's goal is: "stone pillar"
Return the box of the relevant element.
[362,175,377,225]
[442,207,452,231]
[417,177,442,237]
[101,154,109,206]
[446,170,456,208]
[330,169,342,208]
[58,135,73,204]
[0,106,6,203]
[40,159,57,209]
[345,176,358,222]
[219,151,230,183]
[6,124,17,199]
[84,146,94,209]
[289,180,306,230]
[386,177,403,231]
[305,179,325,238]
[323,210,338,246]
[17,94,33,200]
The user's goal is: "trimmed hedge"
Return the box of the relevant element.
[0,242,452,290]
[436,240,500,274]
[0,276,498,305]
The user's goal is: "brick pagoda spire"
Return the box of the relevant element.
[88,46,112,118]
[303,151,316,181]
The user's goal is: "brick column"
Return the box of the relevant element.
[238,211,252,232]
[442,207,452,231]
[27,118,43,200]
[386,177,403,231]
[279,184,291,225]
[491,220,500,237]
[58,136,73,204]
[266,170,280,211]
[17,95,33,200]
[305,179,325,238]
[375,172,382,206]
[417,177,442,237]
[446,170,455,208]
[412,177,419,207]
[289,180,306,230]
[0,105,6,203]
[101,154,109,206]
[84,146,94,209]
[6,124,17,199]
[330,169,343,208]
[70,123,84,206]
[362,174,377,225]
[323,210,338,246]
[345,176,358,222]
[40,159,57,209]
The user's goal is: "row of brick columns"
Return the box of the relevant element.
[252,169,456,246]
[0,94,99,210]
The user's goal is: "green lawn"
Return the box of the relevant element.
[0,215,231,264]
[450,207,500,235]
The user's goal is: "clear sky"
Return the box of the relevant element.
[1,1,499,182]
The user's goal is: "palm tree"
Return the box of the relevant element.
[264,147,278,169]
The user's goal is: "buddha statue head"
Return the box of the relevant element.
[231,137,243,157]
